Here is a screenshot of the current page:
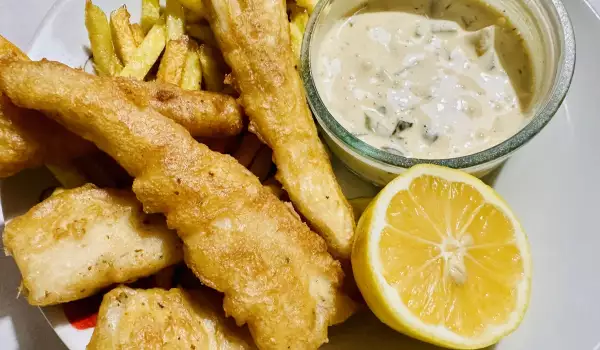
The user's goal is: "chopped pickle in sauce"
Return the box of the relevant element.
[315,0,534,159]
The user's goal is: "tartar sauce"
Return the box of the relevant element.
[315,0,534,159]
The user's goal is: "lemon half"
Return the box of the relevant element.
[352,164,532,349]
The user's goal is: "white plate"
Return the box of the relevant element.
[2,0,600,349]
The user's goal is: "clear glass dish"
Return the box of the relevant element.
[301,0,576,186]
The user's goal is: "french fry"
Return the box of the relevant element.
[131,23,145,46]
[295,0,317,13]
[110,6,137,65]
[185,10,204,24]
[288,2,309,65]
[74,152,133,189]
[157,37,189,85]
[119,24,166,80]
[186,23,218,47]
[141,0,160,34]
[85,0,122,76]
[178,0,206,17]
[198,44,227,92]
[165,0,186,41]
[51,188,67,197]
[112,78,244,137]
[249,146,273,182]
[46,163,88,189]
[221,74,238,95]
[233,132,262,168]
[180,48,202,90]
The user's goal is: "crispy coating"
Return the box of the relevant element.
[88,286,256,350]
[2,184,183,306]
[0,94,95,178]
[157,37,189,85]
[113,77,243,137]
[0,35,28,62]
[0,36,242,178]
[203,0,355,258]
[0,35,96,177]
[0,61,355,350]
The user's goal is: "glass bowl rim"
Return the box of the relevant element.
[300,0,576,169]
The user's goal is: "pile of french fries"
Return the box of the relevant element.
[86,0,217,90]
[62,0,314,197]
[86,0,313,90]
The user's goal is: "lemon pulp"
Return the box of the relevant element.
[353,165,531,349]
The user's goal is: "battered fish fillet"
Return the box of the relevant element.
[0,61,355,349]
[3,184,183,306]
[0,93,95,178]
[113,78,244,138]
[0,35,243,177]
[88,286,256,350]
[202,0,355,259]
[0,36,95,177]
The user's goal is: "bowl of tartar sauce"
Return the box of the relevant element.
[301,0,575,186]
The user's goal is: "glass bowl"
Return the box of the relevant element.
[300,0,576,186]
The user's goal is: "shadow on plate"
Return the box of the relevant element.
[481,162,506,188]
[325,310,497,350]
[1,167,59,222]
[0,255,66,349]
[0,168,66,348]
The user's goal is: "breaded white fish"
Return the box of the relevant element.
[0,35,95,177]
[0,35,243,178]
[113,77,244,138]
[0,60,355,349]
[203,0,356,258]
[88,286,255,350]
[3,184,183,306]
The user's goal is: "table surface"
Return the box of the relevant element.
[1,0,599,348]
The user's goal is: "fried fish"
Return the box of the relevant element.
[0,35,243,178]
[88,286,255,350]
[0,60,355,349]
[203,0,356,258]
[3,184,182,306]
[113,77,244,138]
[0,36,96,177]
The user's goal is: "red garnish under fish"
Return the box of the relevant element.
[63,294,103,330]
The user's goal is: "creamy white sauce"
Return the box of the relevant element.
[315,7,532,159]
